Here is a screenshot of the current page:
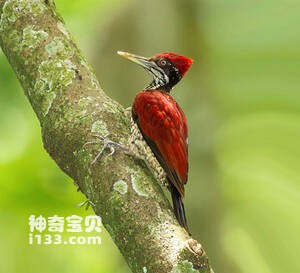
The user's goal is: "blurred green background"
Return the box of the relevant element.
[1,0,299,272]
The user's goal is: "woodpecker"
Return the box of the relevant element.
[118,51,193,232]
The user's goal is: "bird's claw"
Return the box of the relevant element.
[83,134,127,164]
[76,199,95,210]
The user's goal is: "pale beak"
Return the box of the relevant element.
[117,51,167,90]
[117,51,155,71]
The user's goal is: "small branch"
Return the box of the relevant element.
[0,1,213,272]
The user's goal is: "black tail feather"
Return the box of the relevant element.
[170,184,190,235]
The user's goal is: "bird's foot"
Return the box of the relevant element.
[83,134,128,164]
[76,199,95,210]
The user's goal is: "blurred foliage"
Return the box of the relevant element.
[0,0,299,273]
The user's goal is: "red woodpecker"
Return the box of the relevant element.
[118,51,193,232]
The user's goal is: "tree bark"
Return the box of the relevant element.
[0,1,213,272]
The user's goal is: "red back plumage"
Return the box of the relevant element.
[153,52,193,77]
[133,91,188,198]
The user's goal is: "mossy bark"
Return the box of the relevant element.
[0,1,214,272]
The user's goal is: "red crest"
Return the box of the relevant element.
[153,52,193,77]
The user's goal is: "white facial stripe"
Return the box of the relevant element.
[143,62,170,90]
[150,66,169,86]
[150,67,162,78]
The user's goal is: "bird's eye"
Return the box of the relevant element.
[159,59,167,66]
